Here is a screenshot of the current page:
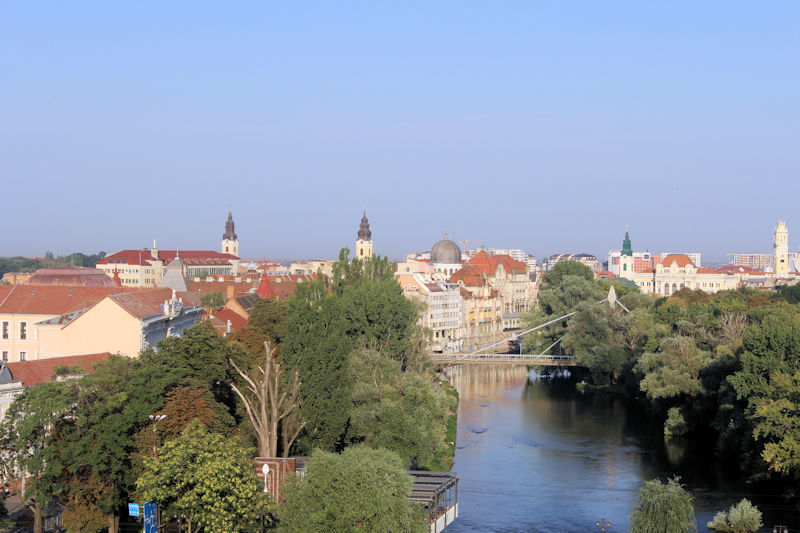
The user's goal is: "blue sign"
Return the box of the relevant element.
[143,501,158,533]
[128,503,140,517]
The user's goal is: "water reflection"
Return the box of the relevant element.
[444,365,798,532]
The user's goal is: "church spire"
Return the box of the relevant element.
[621,226,633,257]
[357,209,372,241]
[223,209,237,241]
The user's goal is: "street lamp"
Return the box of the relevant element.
[596,518,611,532]
[773,526,788,533]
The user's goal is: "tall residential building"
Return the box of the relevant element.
[355,210,373,259]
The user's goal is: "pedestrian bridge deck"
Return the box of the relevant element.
[431,353,576,366]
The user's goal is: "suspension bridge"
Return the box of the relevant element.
[430,286,626,366]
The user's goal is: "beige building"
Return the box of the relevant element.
[450,265,504,350]
[397,273,463,353]
[36,288,204,358]
[0,285,134,363]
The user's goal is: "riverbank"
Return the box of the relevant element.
[424,381,458,472]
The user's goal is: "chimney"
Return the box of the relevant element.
[226,285,234,302]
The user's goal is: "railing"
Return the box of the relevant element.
[431,353,576,365]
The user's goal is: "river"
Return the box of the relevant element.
[444,365,798,532]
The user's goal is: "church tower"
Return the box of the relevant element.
[355,210,373,259]
[774,220,789,276]
[222,209,239,257]
[619,227,634,280]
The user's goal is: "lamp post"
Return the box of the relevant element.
[773,526,789,533]
[148,414,166,531]
[596,518,611,532]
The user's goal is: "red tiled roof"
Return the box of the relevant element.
[467,251,527,276]
[697,268,718,274]
[23,267,118,287]
[450,265,487,287]
[108,288,177,319]
[211,309,247,331]
[185,280,258,296]
[97,249,238,267]
[661,254,695,268]
[257,276,276,298]
[0,285,135,315]
[5,353,110,387]
[596,270,617,279]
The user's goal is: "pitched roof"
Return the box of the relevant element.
[108,288,177,319]
[211,309,247,332]
[661,254,695,268]
[185,279,259,296]
[3,353,110,387]
[235,293,259,313]
[0,285,135,315]
[97,249,239,267]
[24,267,117,287]
[466,251,527,275]
[450,265,487,287]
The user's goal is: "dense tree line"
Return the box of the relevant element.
[0,249,451,532]
[0,251,107,277]
[522,260,800,483]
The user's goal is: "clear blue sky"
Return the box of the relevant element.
[2,2,798,263]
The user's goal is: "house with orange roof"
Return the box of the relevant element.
[449,264,505,350]
[0,285,136,363]
[0,353,110,419]
[617,232,742,295]
[35,288,204,359]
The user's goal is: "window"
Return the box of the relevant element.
[1,351,7,362]
[19,322,27,340]
[19,351,26,361]
[1,321,7,339]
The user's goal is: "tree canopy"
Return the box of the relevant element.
[629,477,696,533]
[279,445,427,533]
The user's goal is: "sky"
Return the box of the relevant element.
[2,2,799,264]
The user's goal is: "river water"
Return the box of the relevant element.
[444,365,798,532]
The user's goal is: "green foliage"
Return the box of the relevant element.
[629,477,697,533]
[346,350,449,468]
[664,407,688,437]
[0,380,79,528]
[137,421,270,533]
[707,498,762,532]
[332,250,419,365]
[0,256,40,276]
[563,302,625,384]
[636,337,712,399]
[44,355,183,527]
[283,278,353,452]
[778,284,800,304]
[142,321,247,416]
[542,260,594,285]
[200,291,225,308]
[244,297,289,347]
[279,446,427,533]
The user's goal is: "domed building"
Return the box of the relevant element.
[431,233,463,276]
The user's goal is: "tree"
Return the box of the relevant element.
[0,381,78,533]
[230,341,304,457]
[346,349,449,468]
[629,477,696,533]
[137,421,270,533]
[142,321,248,416]
[230,297,289,369]
[707,498,762,532]
[562,302,625,384]
[47,355,183,533]
[636,337,712,399]
[541,260,594,286]
[279,445,426,533]
[282,278,353,452]
[332,250,419,365]
[200,291,225,308]
[523,274,604,354]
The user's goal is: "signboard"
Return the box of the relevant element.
[128,503,140,517]
[253,457,296,503]
[143,501,157,533]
